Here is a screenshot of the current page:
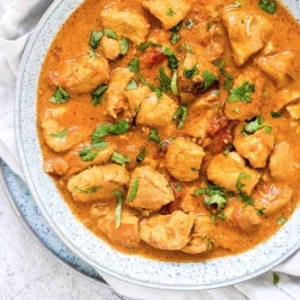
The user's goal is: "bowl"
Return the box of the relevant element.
[15,0,300,290]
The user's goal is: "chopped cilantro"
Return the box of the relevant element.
[120,37,129,55]
[137,42,160,52]
[126,79,138,90]
[223,144,233,155]
[50,86,70,104]
[104,28,117,40]
[50,129,68,138]
[256,207,265,216]
[157,67,171,92]
[228,81,255,103]
[218,213,227,220]
[89,31,103,49]
[191,167,199,172]
[182,43,194,54]
[109,120,130,135]
[149,128,161,143]
[236,173,254,206]
[175,184,182,191]
[215,60,233,90]
[89,49,96,57]
[136,147,146,163]
[278,217,287,226]
[74,186,101,194]
[271,111,281,118]
[273,273,280,284]
[173,105,188,129]
[260,0,277,14]
[111,152,131,167]
[170,21,183,45]
[79,147,99,162]
[112,189,123,228]
[166,7,176,16]
[265,125,273,134]
[128,178,139,201]
[162,47,179,69]
[243,116,265,135]
[91,84,107,105]
[183,64,198,79]
[202,70,217,90]
[185,18,195,28]
[171,70,179,96]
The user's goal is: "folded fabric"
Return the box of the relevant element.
[0,1,299,299]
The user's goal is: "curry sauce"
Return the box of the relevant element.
[37,0,300,261]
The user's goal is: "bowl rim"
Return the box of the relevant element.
[15,0,300,290]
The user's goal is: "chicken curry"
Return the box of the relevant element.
[37,0,300,261]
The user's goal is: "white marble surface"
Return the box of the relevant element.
[0,179,134,300]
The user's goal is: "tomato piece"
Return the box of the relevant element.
[206,115,229,137]
[142,48,167,67]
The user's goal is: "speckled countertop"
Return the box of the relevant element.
[0,181,134,300]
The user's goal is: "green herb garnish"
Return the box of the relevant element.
[183,64,198,79]
[89,31,103,49]
[128,178,139,201]
[271,111,281,118]
[74,186,101,194]
[228,81,255,103]
[273,273,280,284]
[50,86,70,104]
[112,189,123,228]
[259,0,277,14]
[91,84,107,105]
[120,37,129,55]
[166,7,176,16]
[79,147,99,162]
[50,129,68,138]
[277,217,287,226]
[104,28,117,40]
[111,152,131,167]
[149,128,161,143]
[202,70,217,90]
[136,147,146,163]
[126,79,138,90]
[173,105,188,129]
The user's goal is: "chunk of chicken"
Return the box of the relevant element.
[142,0,196,30]
[105,68,134,119]
[136,92,178,128]
[180,187,208,213]
[100,36,122,61]
[165,139,206,182]
[181,215,214,254]
[91,205,140,248]
[275,89,300,111]
[139,211,195,250]
[41,108,85,152]
[255,52,296,87]
[59,143,117,179]
[51,54,109,93]
[43,158,70,176]
[252,183,293,216]
[67,164,130,203]
[286,103,300,132]
[223,200,260,231]
[124,85,151,115]
[100,8,150,45]
[224,68,265,121]
[269,142,297,182]
[184,90,219,138]
[126,165,174,211]
[177,42,219,94]
[222,9,273,66]
[207,152,260,194]
[233,128,275,168]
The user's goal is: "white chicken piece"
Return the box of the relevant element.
[43,158,70,176]
[67,164,130,203]
[136,92,178,128]
[184,90,219,138]
[142,0,196,30]
[222,9,273,66]
[41,107,86,152]
[233,128,275,168]
[223,200,260,231]
[91,205,140,248]
[286,103,300,131]
[255,52,296,87]
[139,211,195,250]
[62,143,117,179]
[126,165,174,211]
[105,68,134,119]
[224,68,265,121]
[207,152,261,194]
[181,215,214,254]
[274,89,300,111]
[100,8,150,45]
[51,54,109,93]
[124,85,151,115]
[165,139,206,182]
[252,183,293,216]
[100,36,122,61]
[177,42,219,94]
[269,142,298,182]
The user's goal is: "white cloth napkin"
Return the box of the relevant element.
[0,1,300,299]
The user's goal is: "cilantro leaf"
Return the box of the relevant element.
[137,42,160,52]
[228,81,255,103]
[120,37,129,55]
[204,194,227,210]
[157,67,171,92]
[243,116,265,135]
[89,31,103,49]
[173,105,188,129]
[79,147,99,162]
[236,173,254,205]
[111,152,131,167]
[185,18,194,29]
[277,217,287,226]
[149,128,161,143]
[183,64,198,79]
[74,186,101,194]
[50,129,68,138]
[109,120,130,135]
[215,60,233,90]
[273,273,280,284]
[136,147,146,163]
[170,21,183,45]
[127,178,139,201]
[126,79,138,90]
[166,7,176,16]
[104,28,117,40]
[271,111,281,118]
[162,46,179,69]
[260,0,277,14]
[171,70,179,96]
[202,70,217,89]
[50,86,70,104]
[112,189,123,228]
[91,84,107,105]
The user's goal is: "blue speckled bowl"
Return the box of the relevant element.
[15,0,300,290]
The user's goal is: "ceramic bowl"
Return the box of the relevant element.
[15,0,300,290]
